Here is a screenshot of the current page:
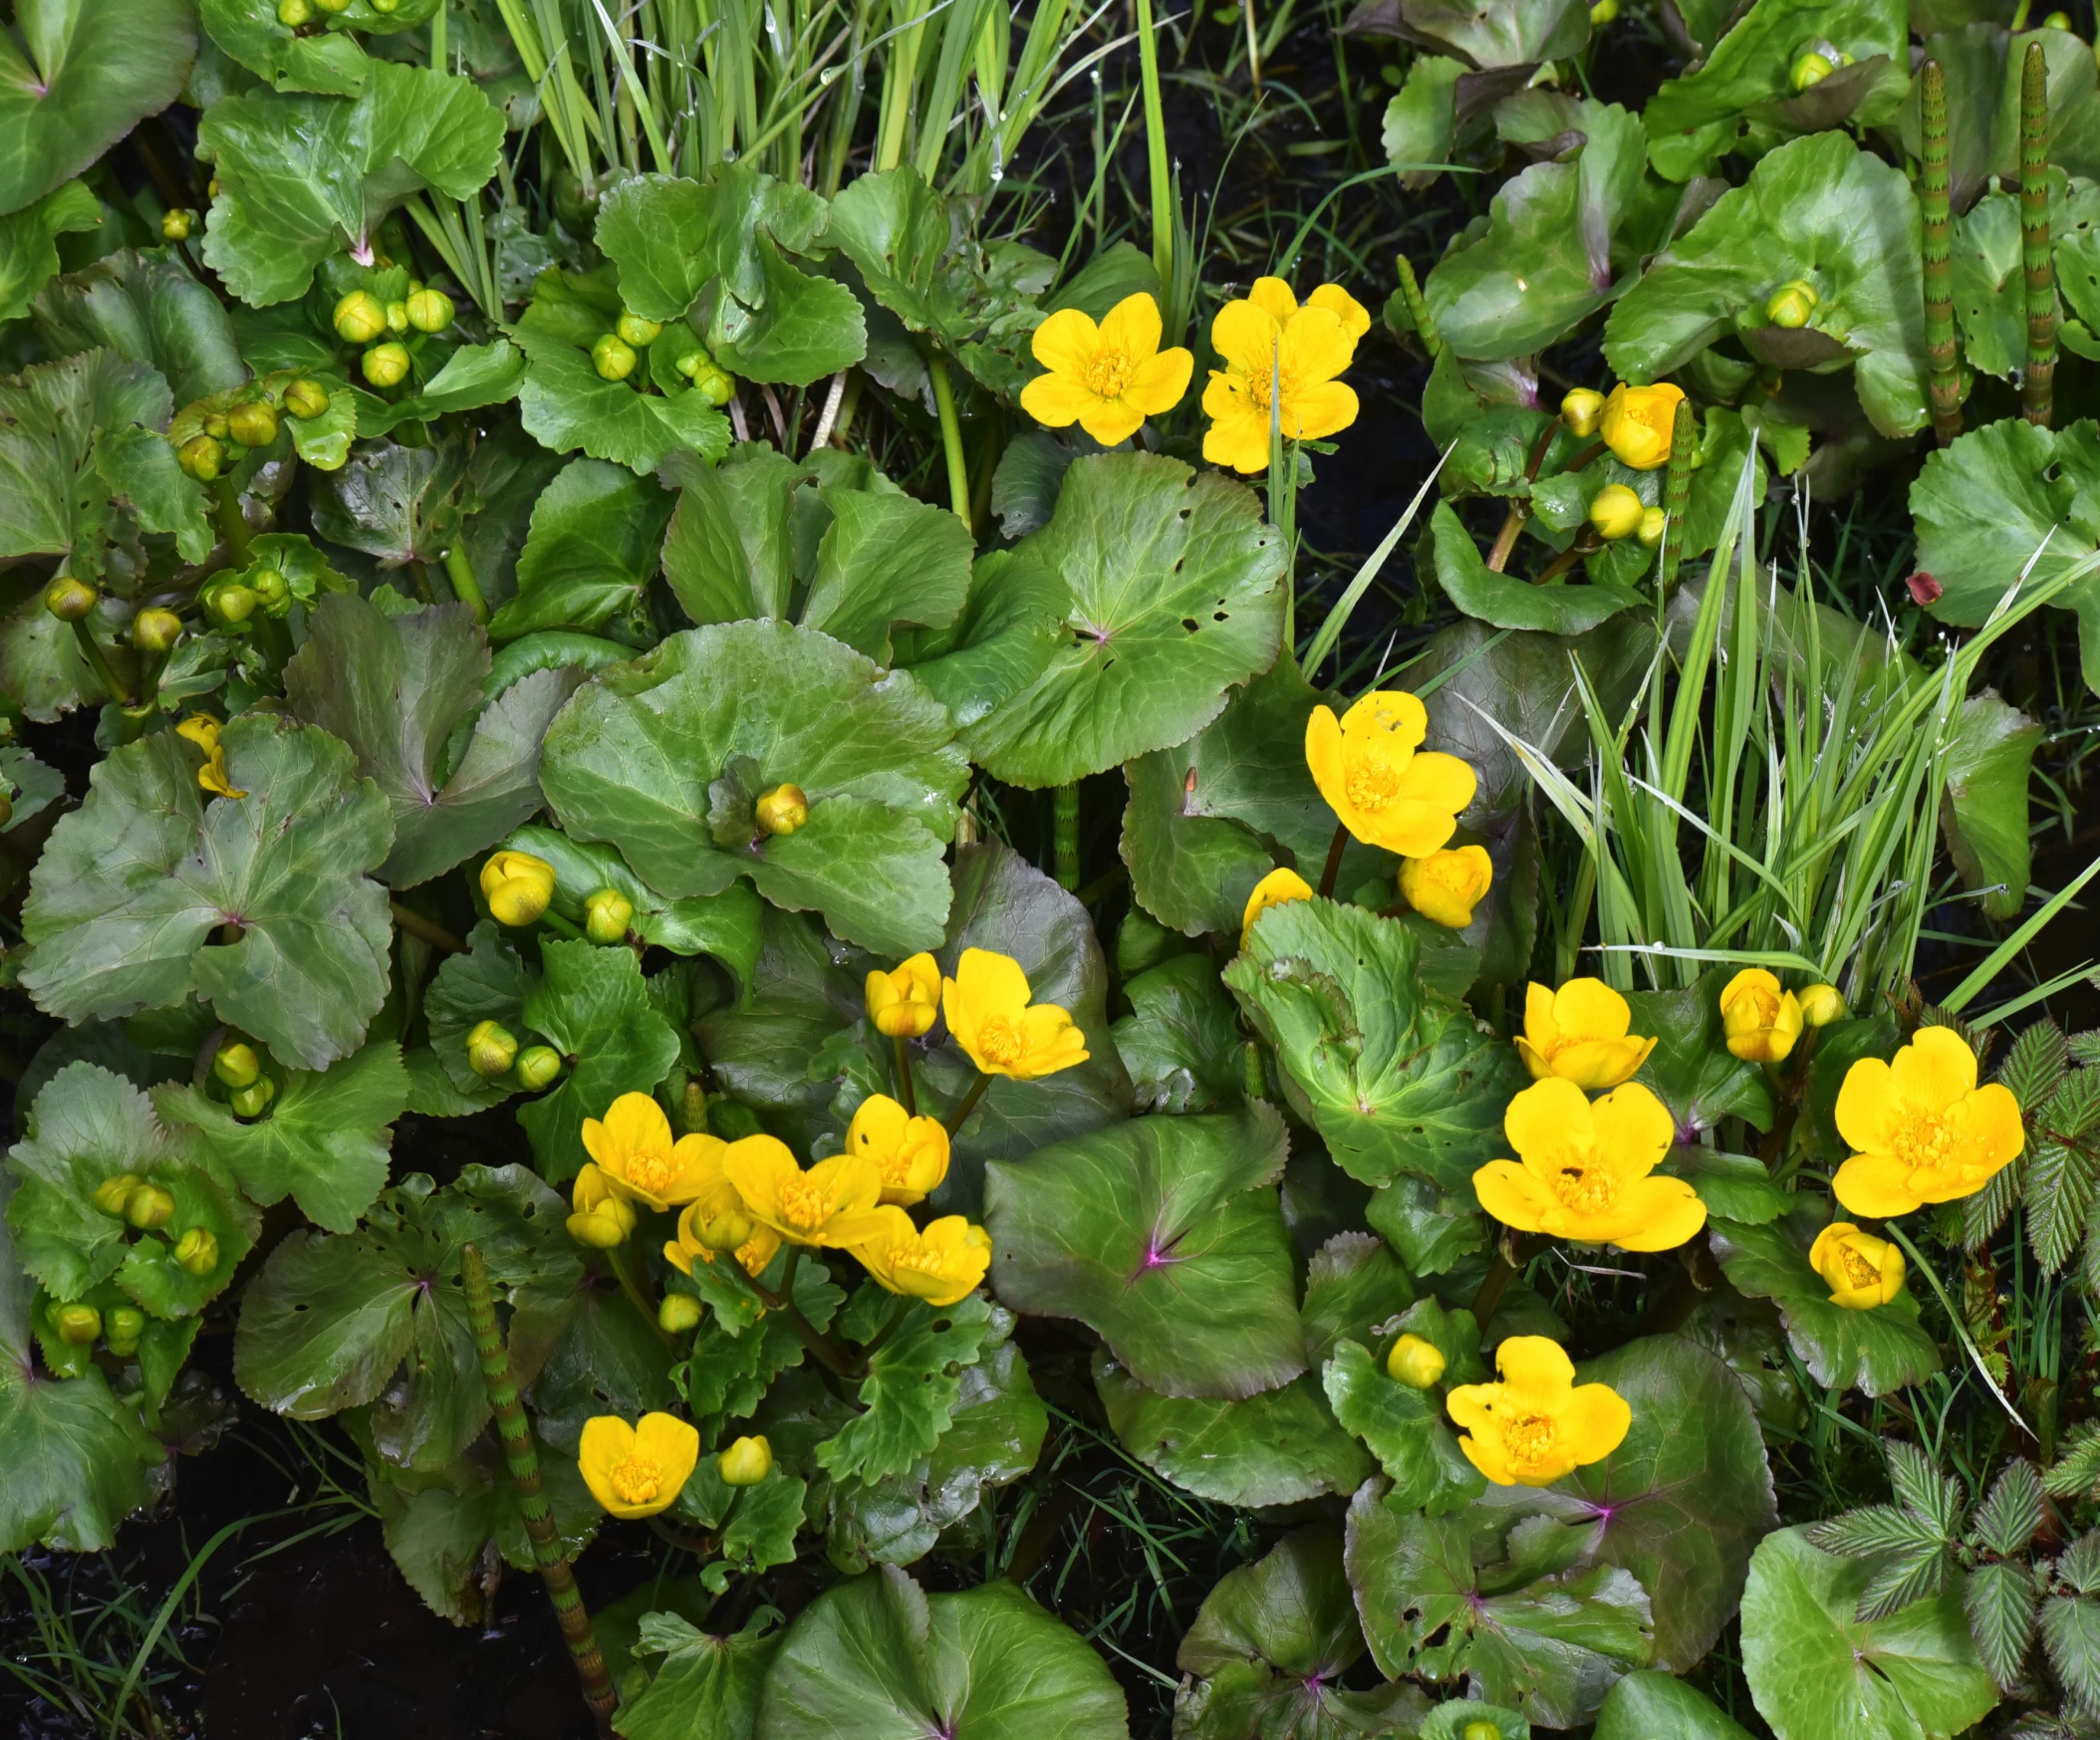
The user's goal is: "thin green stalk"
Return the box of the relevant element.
[1658,396,1696,592]
[1134,0,1173,286]
[442,544,489,623]
[1053,784,1080,889]
[891,1032,918,1116]
[391,900,467,953]
[2022,40,2056,427]
[1920,59,1962,444]
[212,477,252,566]
[927,352,972,525]
[460,1245,619,1732]
[430,0,446,67]
[1314,821,1348,899]
[69,620,131,706]
[946,1070,990,1135]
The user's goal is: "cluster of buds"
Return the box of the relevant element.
[1585,483,1667,549]
[215,1040,277,1118]
[51,1300,147,1355]
[672,343,735,406]
[199,563,292,631]
[334,285,453,390]
[175,377,328,486]
[465,1018,563,1090]
[90,1172,221,1278]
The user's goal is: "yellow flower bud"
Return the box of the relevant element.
[1588,0,1616,19]
[1791,49,1834,90]
[1588,483,1645,541]
[584,888,635,944]
[1387,1332,1446,1388]
[55,1303,102,1346]
[517,1046,564,1091]
[1797,984,1845,1028]
[616,311,662,348]
[755,783,809,836]
[214,1041,261,1088]
[362,342,411,387]
[206,582,258,626]
[230,1078,275,1119]
[278,0,313,21]
[161,208,193,241]
[1765,280,1818,330]
[1637,505,1667,547]
[592,333,638,381]
[384,300,410,336]
[283,378,332,420]
[132,609,183,654]
[693,367,735,406]
[1464,1723,1502,1740]
[1399,845,1492,929]
[480,849,557,925]
[658,1292,703,1335]
[1718,967,1804,1063]
[226,400,279,449]
[334,290,389,345]
[404,288,454,334]
[1240,867,1314,948]
[1808,1221,1905,1310]
[45,577,98,621]
[866,953,942,1038]
[717,1434,773,1486]
[174,1227,220,1276]
[126,1182,176,1230]
[106,1305,145,1354]
[1560,386,1606,437]
[467,1020,519,1078]
[177,433,224,482]
[1600,381,1686,470]
[94,1173,143,1216]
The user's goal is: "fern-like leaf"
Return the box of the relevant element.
[2062,1529,2100,1598]
[1809,1504,1950,1558]
[2000,1018,2070,1111]
[1887,1438,1968,1537]
[2026,1137,2098,1275]
[1857,1541,1955,1621]
[1968,1156,2024,1249]
[2047,1426,2100,1501]
[1971,1460,2047,1558]
[2044,1065,2100,1139]
[2071,1029,2100,1068]
[1968,1561,2041,1690]
[2043,1594,2100,1720]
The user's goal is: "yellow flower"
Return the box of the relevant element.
[664,1197,781,1278]
[1241,867,1313,947]
[581,1092,727,1213]
[1561,386,1606,436]
[1387,1333,1446,1388]
[1400,846,1492,928]
[1588,483,1645,541]
[846,1206,992,1308]
[941,948,1089,1081]
[1304,690,1476,859]
[1200,277,1368,474]
[718,1434,773,1486]
[481,849,556,925]
[1808,1220,1907,1310]
[1600,381,1686,470]
[844,1094,949,1206]
[1831,1026,2024,1217]
[865,953,942,1039]
[1472,1076,1706,1252]
[175,715,246,799]
[1719,968,1804,1063]
[1798,983,1846,1028]
[1445,1336,1631,1487]
[578,1411,699,1519]
[721,1137,886,1247]
[1019,293,1193,446]
[1515,978,1658,1092]
[566,1163,637,1248]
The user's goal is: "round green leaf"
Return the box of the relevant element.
[1321,1339,1483,1516]
[1594,1670,1755,1740]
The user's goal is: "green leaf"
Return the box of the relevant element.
[1660,1145,1786,1225]
[799,486,973,665]
[1431,501,1647,633]
[1344,1487,1654,1727]
[982,1102,1302,1399]
[1096,1350,1372,1506]
[1939,688,2042,923]
[1624,972,1775,1135]
[619,1612,780,1740]
[514,938,682,1183]
[309,434,465,567]
[656,444,801,624]
[489,457,673,639]
[504,823,762,979]
[1594,1671,1756,1740]
[1112,953,1247,1117]
[816,1294,995,1488]
[1605,132,1929,439]
[2042,1587,2100,1716]
[1740,1529,1998,1740]
[1901,24,2100,215]
[539,620,968,956]
[352,339,525,440]
[1355,0,1588,69]
[1643,0,1908,151]
[1380,55,1461,190]
[421,918,537,1108]
[961,453,1289,787]
[753,1569,1129,1740]
[1224,897,1527,1191]
[154,1041,407,1233]
[197,0,372,96]
[20,714,395,1071]
[1965,1560,2039,1690]
[515,325,732,475]
[285,594,578,887]
[0,180,101,323]
[1320,1338,1483,1515]
[0,0,197,215]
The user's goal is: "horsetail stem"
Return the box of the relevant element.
[1920,59,1963,445]
[1659,396,1696,593]
[2022,40,2057,427]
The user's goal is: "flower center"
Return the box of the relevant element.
[1344,753,1402,812]
[1892,1110,1956,1174]
[610,1454,661,1505]
[776,1175,838,1232]
[974,1016,1026,1067]
[1082,350,1136,398]
[626,1150,675,1196]
[1550,1159,1618,1216]
[1503,1412,1557,1476]
[892,1241,947,1277]
[1836,1243,1881,1290]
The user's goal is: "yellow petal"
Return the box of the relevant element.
[721,1133,799,1222]
[1077,397,1147,446]
[1276,306,1353,386]
[1559,1381,1633,1464]
[1282,378,1359,441]
[1394,749,1476,819]
[1523,981,1560,1050]
[1097,291,1164,360]
[1339,689,1428,752]
[1210,300,1284,377]
[1492,1334,1577,1406]
[1834,1057,1902,1155]
[1602,1176,1707,1252]
[1020,371,1100,430]
[1890,1025,1977,1114]
[1553,978,1632,1044]
[1832,1150,1924,1218]
[1549,1037,1656,1094]
[1503,1076,1594,1169]
[594,1093,672,1168]
[1247,277,1299,324]
[954,947,1032,1020]
[1306,283,1372,344]
[1304,705,1349,826]
[634,1411,701,1492]
[1202,403,1273,473]
[1126,346,1194,416]
[1472,1159,1558,1234]
[848,1094,911,1161]
[1513,1035,1555,1083]
[1588,1082,1674,1181]
[1030,306,1102,374]
[1948,1082,2025,1176]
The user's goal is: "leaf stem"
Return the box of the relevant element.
[856,1293,915,1365]
[927,353,973,527]
[69,620,132,706]
[732,1249,858,1378]
[441,544,488,624]
[390,901,468,953]
[1658,397,1697,592]
[610,1241,675,1350]
[211,477,252,567]
[892,1032,918,1117]
[1315,821,1349,899]
[946,1070,991,1136]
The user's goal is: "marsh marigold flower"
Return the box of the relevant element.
[567,1163,638,1249]
[1400,846,1492,929]
[175,715,246,799]
[1719,968,1804,1063]
[1305,690,1475,859]
[1201,277,1369,474]
[1446,1336,1630,1487]
[1831,1026,2023,1217]
[845,1093,949,1206]
[718,1434,773,1486]
[1808,1221,1907,1310]
[1020,292,1193,446]
[942,948,1089,1080]
[481,849,556,925]
[1472,1076,1706,1252]
[1798,983,1846,1028]
[847,1207,992,1308]
[664,1189,780,1279]
[579,1411,699,1519]
[722,1137,885,1247]
[1599,381,1685,470]
[1241,867,1313,947]
[866,953,941,1039]
[582,1093,727,1213]
[1387,1333,1446,1388]
[1516,978,1657,1092]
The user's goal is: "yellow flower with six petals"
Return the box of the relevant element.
[942,948,1089,1081]
[1445,1336,1631,1487]
[1240,867,1313,947]
[866,953,942,1039]
[1400,846,1492,929]
[1808,1220,1907,1310]
[844,1093,950,1205]
[566,1163,637,1249]
[1599,381,1686,470]
[1514,978,1657,1092]
[1719,968,1804,1064]
[1305,690,1476,859]
[579,1411,699,1518]
[175,715,247,799]
[1200,278,1368,474]
[1831,1026,2023,1217]
[721,1137,886,1247]
[581,1093,727,1213]
[1019,293,1193,446]
[847,1206,993,1308]
[1472,1076,1706,1252]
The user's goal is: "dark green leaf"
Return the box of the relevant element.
[1593,1671,1756,1740]
[515,326,732,474]
[1431,501,1648,632]
[1321,1339,1483,1515]
[0,181,104,324]
[1112,954,1246,1116]
[1624,972,1774,1135]
[490,457,673,638]
[816,1294,996,1489]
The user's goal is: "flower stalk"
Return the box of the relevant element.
[927,352,972,526]
[1920,59,1962,444]
[1053,784,1080,889]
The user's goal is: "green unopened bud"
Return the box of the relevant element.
[174,1227,220,1276]
[55,1303,102,1347]
[45,577,99,621]
[207,583,260,626]
[363,343,411,387]
[516,1045,564,1091]
[334,289,389,345]
[2044,8,2072,24]
[312,0,350,13]
[278,0,313,21]
[178,433,225,481]
[384,300,410,336]
[1588,0,1616,19]
[126,1182,176,1230]
[204,413,231,440]
[616,310,662,348]
[658,1292,703,1335]
[1790,49,1834,91]
[1462,1723,1502,1740]
[673,348,707,378]
[213,1042,261,1088]
[755,783,809,836]
[693,366,734,406]
[94,1173,143,1216]
[1637,505,1667,548]
[161,208,193,241]
[106,1306,146,1355]
[717,1434,772,1486]
[226,400,279,448]
[250,568,290,614]
[591,333,638,381]
[370,0,399,13]
[132,608,183,654]
[229,1078,275,1119]
[1765,279,1818,329]
[1387,1333,1447,1388]
[405,288,454,334]
[466,1019,519,1078]
[283,378,332,420]
[1560,386,1605,437]
[584,887,635,944]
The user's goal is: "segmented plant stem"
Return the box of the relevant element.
[460,1245,618,1732]
[2022,40,2057,427]
[1053,784,1080,889]
[1394,256,1442,360]
[1659,397,1696,592]
[1920,60,1962,444]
